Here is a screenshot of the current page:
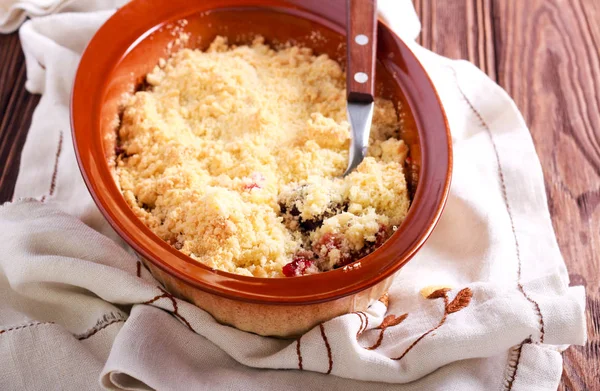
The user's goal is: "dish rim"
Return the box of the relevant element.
[70,0,452,305]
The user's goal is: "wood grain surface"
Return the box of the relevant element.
[0,33,39,202]
[413,1,599,389]
[0,1,598,389]
[492,3,599,389]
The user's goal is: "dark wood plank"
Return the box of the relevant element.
[0,33,23,113]
[0,33,40,202]
[492,1,600,390]
[413,0,598,389]
[413,0,496,79]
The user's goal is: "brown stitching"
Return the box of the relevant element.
[366,313,408,350]
[0,321,55,335]
[427,288,451,299]
[48,131,63,196]
[380,314,406,329]
[360,311,368,333]
[450,66,545,343]
[77,313,126,340]
[353,312,364,338]
[41,131,64,202]
[420,285,453,299]
[352,311,368,336]
[296,336,303,370]
[137,257,153,277]
[367,330,385,350]
[158,287,173,302]
[77,321,123,340]
[319,323,333,374]
[446,288,472,313]
[141,292,169,305]
[504,338,531,391]
[158,287,194,332]
[393,288,472,360]
[173,313,194,332]
[141,287,194,332]
[393,295,449,360]
[517,283,544,340]
[136,261,142,277]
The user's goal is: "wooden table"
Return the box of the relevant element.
[0,1,597,389]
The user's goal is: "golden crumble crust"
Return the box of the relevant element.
[116,36,410,278]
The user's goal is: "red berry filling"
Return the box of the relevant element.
[282,252,315,277]
[243,172,265,191]
[243,183,261,190]
[314,232,353,267]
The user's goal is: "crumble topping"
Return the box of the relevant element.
[116,36,410,277]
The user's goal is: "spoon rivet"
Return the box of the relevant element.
[355,34,369,45]
[354,72,368,83]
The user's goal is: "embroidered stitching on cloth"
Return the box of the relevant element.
[354,311,368,336]
[75,312,127,340]
[319,323,333,374]
[0,315,126,341]
[40,131,63,203]
[296,336,303,370]
[141,291,169,305]
[158,287,195,332]
[365,313,408,350]
[141,286,195,332]
[449,65,546,390]
[0,321,55,335]
[503,338,532,391]
[349,286,473,357]
[392,287,472,361]
[353,312,365,339]
[294,324,333,374]
[449,66,545,344]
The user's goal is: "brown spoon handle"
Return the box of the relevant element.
[346,0,378,103]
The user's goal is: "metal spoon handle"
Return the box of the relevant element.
[346,0,378,103]
[344,101,375,176]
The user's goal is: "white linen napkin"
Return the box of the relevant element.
[0,0,124,33]
[0,1,587,390]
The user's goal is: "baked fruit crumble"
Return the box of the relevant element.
[115,36,410,278]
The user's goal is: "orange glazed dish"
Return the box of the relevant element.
[72,0,452,336]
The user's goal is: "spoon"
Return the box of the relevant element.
[343,0,378,176]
